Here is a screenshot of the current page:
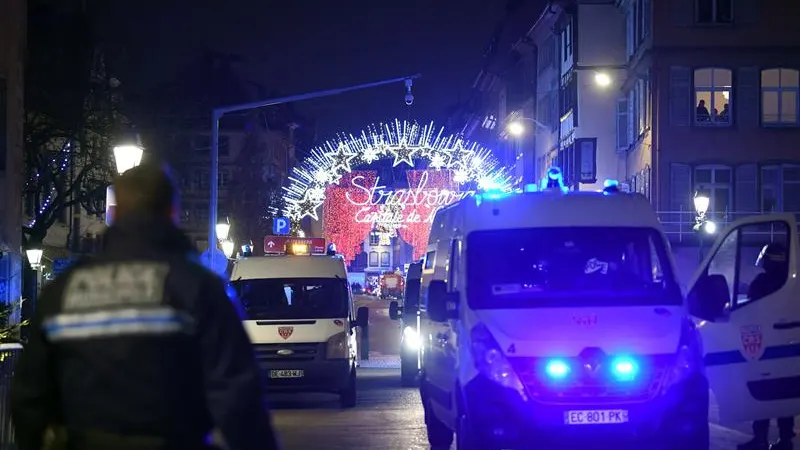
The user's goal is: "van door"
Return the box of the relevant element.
[686,213,800,423]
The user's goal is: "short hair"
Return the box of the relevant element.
[113,163,178,219]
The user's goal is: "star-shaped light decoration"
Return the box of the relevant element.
[294,191,324,221]
[453,169,469,184]
[388,144,417,167]
[446,141,474,170]
[329,143,358,173]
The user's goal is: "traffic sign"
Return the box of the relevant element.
[273,217,290,235]
[264,236,288,254]
[263,236,326,254]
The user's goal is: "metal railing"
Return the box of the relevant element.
[0,343,22,449]
[656,208,799,244]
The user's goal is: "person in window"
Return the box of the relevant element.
[738,243,792,450]
[719,103,730,122]
[696,99,711,122]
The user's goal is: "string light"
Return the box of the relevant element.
[27,141,73,226]
[282,119,512,221]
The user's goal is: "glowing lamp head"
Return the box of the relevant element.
[506,121,525,137]
[610,356,639,381]
[215,221,230,241]
[113,144,144,175]
[693,192,710,216]
[703,220,717,234]
[594,72,612,87]
[221,240,235,259]
[544,359,571,379]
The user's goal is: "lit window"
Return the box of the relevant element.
[694,68,732,126]
[761,68,799,126]
[696,0,733,24]
[482,114,497,130]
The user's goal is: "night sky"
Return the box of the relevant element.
[102,0,507,139]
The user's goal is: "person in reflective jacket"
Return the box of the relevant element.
[738,243,793,450]
[11,163,281,450]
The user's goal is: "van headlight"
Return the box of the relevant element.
[470,324,527,399]
[326,332,349,359]
[403,326,420,349]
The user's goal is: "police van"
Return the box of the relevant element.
[389,260,423,386]
[418,171,800,449]
[229,242,368,408]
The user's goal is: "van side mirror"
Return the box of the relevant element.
[427,280,457,322]
[389,301,401,320]
[355,306,369,328]
[688,274,729,320]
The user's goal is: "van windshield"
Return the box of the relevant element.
[466,227,681,309]
[230,278,349,320]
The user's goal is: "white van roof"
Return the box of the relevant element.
[431,191,660,238]
[230,255,348,281]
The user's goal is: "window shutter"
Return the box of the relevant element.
[616,97,629,153]
[737,67,759,128]
[669,67,691,126]
[735,164,758,215]
[670,0,694,27]
[669,163,692,212]
[735,0,760,25]
[0,77,6,171]
[627,89,636,143]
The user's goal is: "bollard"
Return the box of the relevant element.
[360,324,370,361]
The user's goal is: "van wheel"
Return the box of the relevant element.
[420,377,453,447]
[339,367,357,408]
[400,356,418,387]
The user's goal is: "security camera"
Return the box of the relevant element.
[404,92,414,106]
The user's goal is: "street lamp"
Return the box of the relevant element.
[594,72,612,87]
[221,239,235,259]
[693,193,710,217]
[112,130,144,175]
[216,219,230,241]
[25,248,43,268]
[506,121,525,137]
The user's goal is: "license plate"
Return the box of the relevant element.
[565,410,629,425]
[269,369,304,379]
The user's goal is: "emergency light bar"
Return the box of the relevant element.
[287,243,311,255]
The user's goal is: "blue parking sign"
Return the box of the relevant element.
[273,217,290,235]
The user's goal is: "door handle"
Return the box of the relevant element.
[773,321,800,330]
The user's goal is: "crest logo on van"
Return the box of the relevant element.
[740,325,763,359]
[278,327,294,340]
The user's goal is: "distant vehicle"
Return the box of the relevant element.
[390,261,423,386]
[229,242,369,408]
[379,271,404,300]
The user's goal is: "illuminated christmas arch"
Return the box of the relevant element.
[282,119,512,261]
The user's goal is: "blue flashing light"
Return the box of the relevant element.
[544,359,571,379]
[603,179,619,188]
[540,166,568,193]
[610,356,639,381]
[524,183,538,193]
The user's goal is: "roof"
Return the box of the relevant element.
[231,255,348,281]
[433,191,661,237]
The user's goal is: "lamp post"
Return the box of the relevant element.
[207,73,422,267]
[693,191,715,261]
[106,131,145,226]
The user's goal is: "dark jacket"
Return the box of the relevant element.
[11,216,280,450]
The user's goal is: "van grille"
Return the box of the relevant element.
[510,354,672,405]
[253,343,321,362]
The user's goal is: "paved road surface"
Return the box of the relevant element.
[270,368,791,450]
[355,295,400,358]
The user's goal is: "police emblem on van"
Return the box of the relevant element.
[278,327,294,340]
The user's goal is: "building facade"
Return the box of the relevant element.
[618,0,800,237]
[0,0,26,306]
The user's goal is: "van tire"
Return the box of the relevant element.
[400,357,418,386]
[420,377,453,447]
[339,367,357,408]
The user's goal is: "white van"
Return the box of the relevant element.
[418,179,800,449]
[389,260,423,386]
[229,249,368,408]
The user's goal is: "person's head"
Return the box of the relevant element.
[698,99,705,106]
[756,242,788,274]
[113,162,179,223]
